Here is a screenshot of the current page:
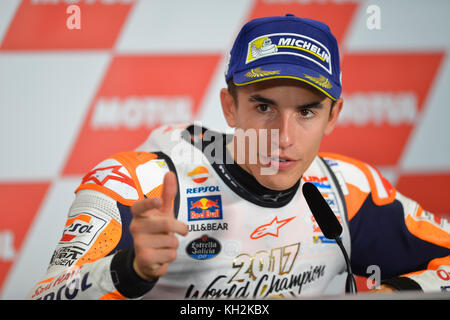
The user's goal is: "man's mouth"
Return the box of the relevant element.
[268,156,288,162]
[256,154,300,175]
[259,154,297,165]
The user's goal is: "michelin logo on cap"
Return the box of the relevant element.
[246,33,332,75]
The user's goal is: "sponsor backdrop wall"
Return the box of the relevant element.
[0,0,449,299]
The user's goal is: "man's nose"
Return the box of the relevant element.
[277,114,295,149]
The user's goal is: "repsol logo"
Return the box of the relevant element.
[186,186,220,194]
[37,273,92,300]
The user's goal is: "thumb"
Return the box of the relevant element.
[160,171,178,215]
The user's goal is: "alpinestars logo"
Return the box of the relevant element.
[81,165,135,188]
[250,216,296,239]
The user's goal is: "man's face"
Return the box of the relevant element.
[221,79,342,191]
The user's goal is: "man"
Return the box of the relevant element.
[29,14,449,300]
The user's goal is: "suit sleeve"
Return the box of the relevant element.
[320,152,450,293]
[27,151,170,300]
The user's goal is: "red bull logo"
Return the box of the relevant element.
[187,195,223,221]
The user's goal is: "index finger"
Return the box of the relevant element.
[160,171,178,216]
[131,197,161,219]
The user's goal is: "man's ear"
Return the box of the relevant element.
[324,98,343,136]
[220,88,238,128]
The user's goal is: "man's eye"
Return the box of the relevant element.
[299,109,314,118]
[257,104,271,113]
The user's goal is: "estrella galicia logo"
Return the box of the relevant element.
[187,195,223,221]
[186,235,221,260]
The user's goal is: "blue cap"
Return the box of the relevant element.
[225,14,342,100]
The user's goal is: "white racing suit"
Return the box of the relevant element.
[28,124,450,299]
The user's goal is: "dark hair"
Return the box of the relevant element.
[227,79,238,104]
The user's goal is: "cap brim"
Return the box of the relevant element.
[233,63,340,101]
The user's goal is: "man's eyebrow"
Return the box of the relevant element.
[296,101,323,109]
[249,94,324,109]
[248,94,277,106]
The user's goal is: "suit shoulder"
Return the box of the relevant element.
[76,151,171,205]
